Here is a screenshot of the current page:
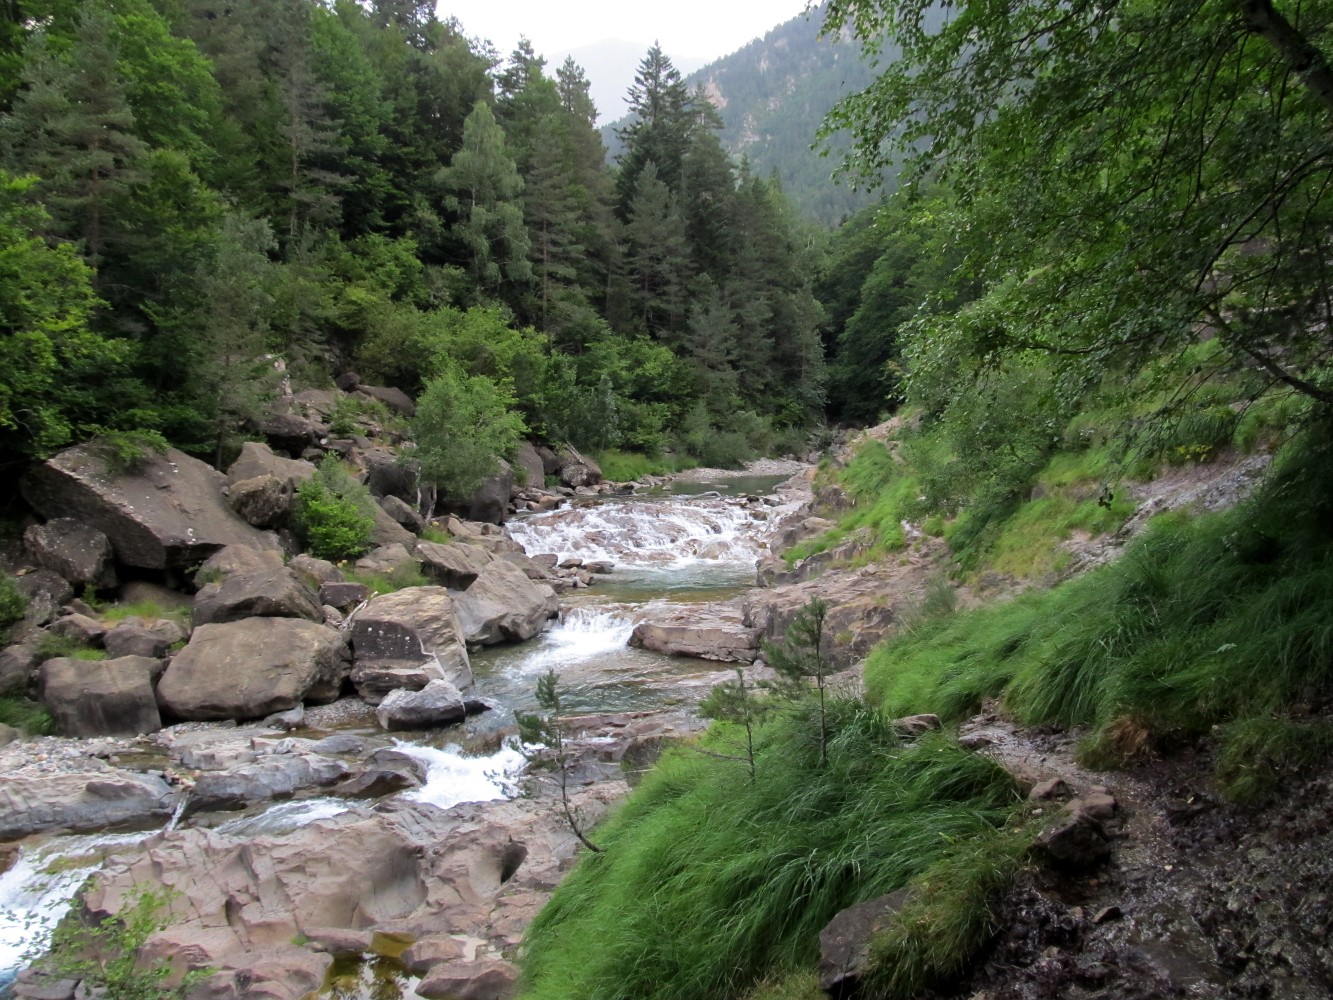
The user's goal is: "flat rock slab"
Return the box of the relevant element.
[629,612,762,663]
[21,443,278,570]
[0,770,176,840]
[157,619,350,721]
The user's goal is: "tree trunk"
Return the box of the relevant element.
[1242,0,1333,119]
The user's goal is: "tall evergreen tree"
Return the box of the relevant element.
[436,100,532,295]
[615,43,693,214]
[625,160,690,340]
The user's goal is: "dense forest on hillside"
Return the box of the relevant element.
[0,0,828,483]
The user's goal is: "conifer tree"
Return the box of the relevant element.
[625,161,691,341]
[437,100,532,295]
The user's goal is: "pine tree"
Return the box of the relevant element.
[624,161,690,341]
[436,100,532,295]
[615,43,694,214]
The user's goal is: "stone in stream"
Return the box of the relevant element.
[629,612,762,663]
[449,559,558,646]
[349,587,472,690]
[375,679,467,730]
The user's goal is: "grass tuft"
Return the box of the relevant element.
[518,705,1020,1000]
[0,696,54,734]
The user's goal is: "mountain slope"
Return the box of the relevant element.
[605,4,883,225]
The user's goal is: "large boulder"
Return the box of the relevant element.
[21,443,279,570]
[0,643,39,695]
[350,659,452,705]
[192,567,324,626]
[380,494,425,534]
[103,621,175,660]
[226,442,316,491]
[13,569,73,626]
[364,451,418,503]
[417,540,492,590]
[554,445,601,488]
[157,619,351,721]
[375,679,466,730]
[512,441,546,490]
[371,504,420,549]
[195,544,286,584]
[469,460,514,525]
[348,587,472,689]
[356,384,415,416]
[228,474,291,528]
[39,656,162,737]
[450,560,557,646]
[23,518,117,590]
[0,770,176,840]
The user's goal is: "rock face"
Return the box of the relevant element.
[81,792,621,1000]
[513,441,545,490]
[469,461,514,525]
[21,443,279,570]
[450,560,558,646]
[818,888,913,993]
[157,619,351,720]
[629,611,762,662]
[192,567,324,626]
[0,771,176,840]
[39,656,162,737]
[376,679,466,730]
[23,518,117,589]
[349,588,472,689]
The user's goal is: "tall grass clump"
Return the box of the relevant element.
[518,703,1020,1000]
[867,427,1333,777]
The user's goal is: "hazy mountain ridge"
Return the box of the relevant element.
[605,6,884,224]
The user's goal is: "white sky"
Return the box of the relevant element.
[439,1,813,67]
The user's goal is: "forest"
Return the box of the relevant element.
[0,0,829,486]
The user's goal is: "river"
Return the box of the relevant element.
[0,468,807,1000]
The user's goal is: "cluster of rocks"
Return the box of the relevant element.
[1,432,579,744]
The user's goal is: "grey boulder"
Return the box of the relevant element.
[23,518,117,589]
[192,567,324,626]
[450,559,558,646]
[157,618,351,721]
[39,655,162,737]
[376,679,467,731]
[21,442,278,570]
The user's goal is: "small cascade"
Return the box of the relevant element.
[517,607,642,672]
[0,831,151,991]
[163,790,190,832]
[507,493,795,570]
[399,741,527,810]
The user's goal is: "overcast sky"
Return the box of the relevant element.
[439,1,814,67]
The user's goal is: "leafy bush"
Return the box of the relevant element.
[293,456,376,561]
[413,365,526,500]
[89,428,171,474]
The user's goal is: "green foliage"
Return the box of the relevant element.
[866,430,1333,783]
[412,365,527,500]
[0,573,26,641]
[763,597,832,766]
[35,633,108,663]
[862,825,1030,999]
[293,455,376,561]
[0,696,53,734]
[518,706,1019,1000]
[0,171,124,459]
[39,885,207,999]
[1215,718,1333,805]
[89,428,170,473]
[343,563,429,596]
[594,450,694,483]
[100,600,191,626]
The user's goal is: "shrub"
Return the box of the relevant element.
[0,573,25,641]
[413,365,526,500]
[293,456,376,561]
[89,428,170,473]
